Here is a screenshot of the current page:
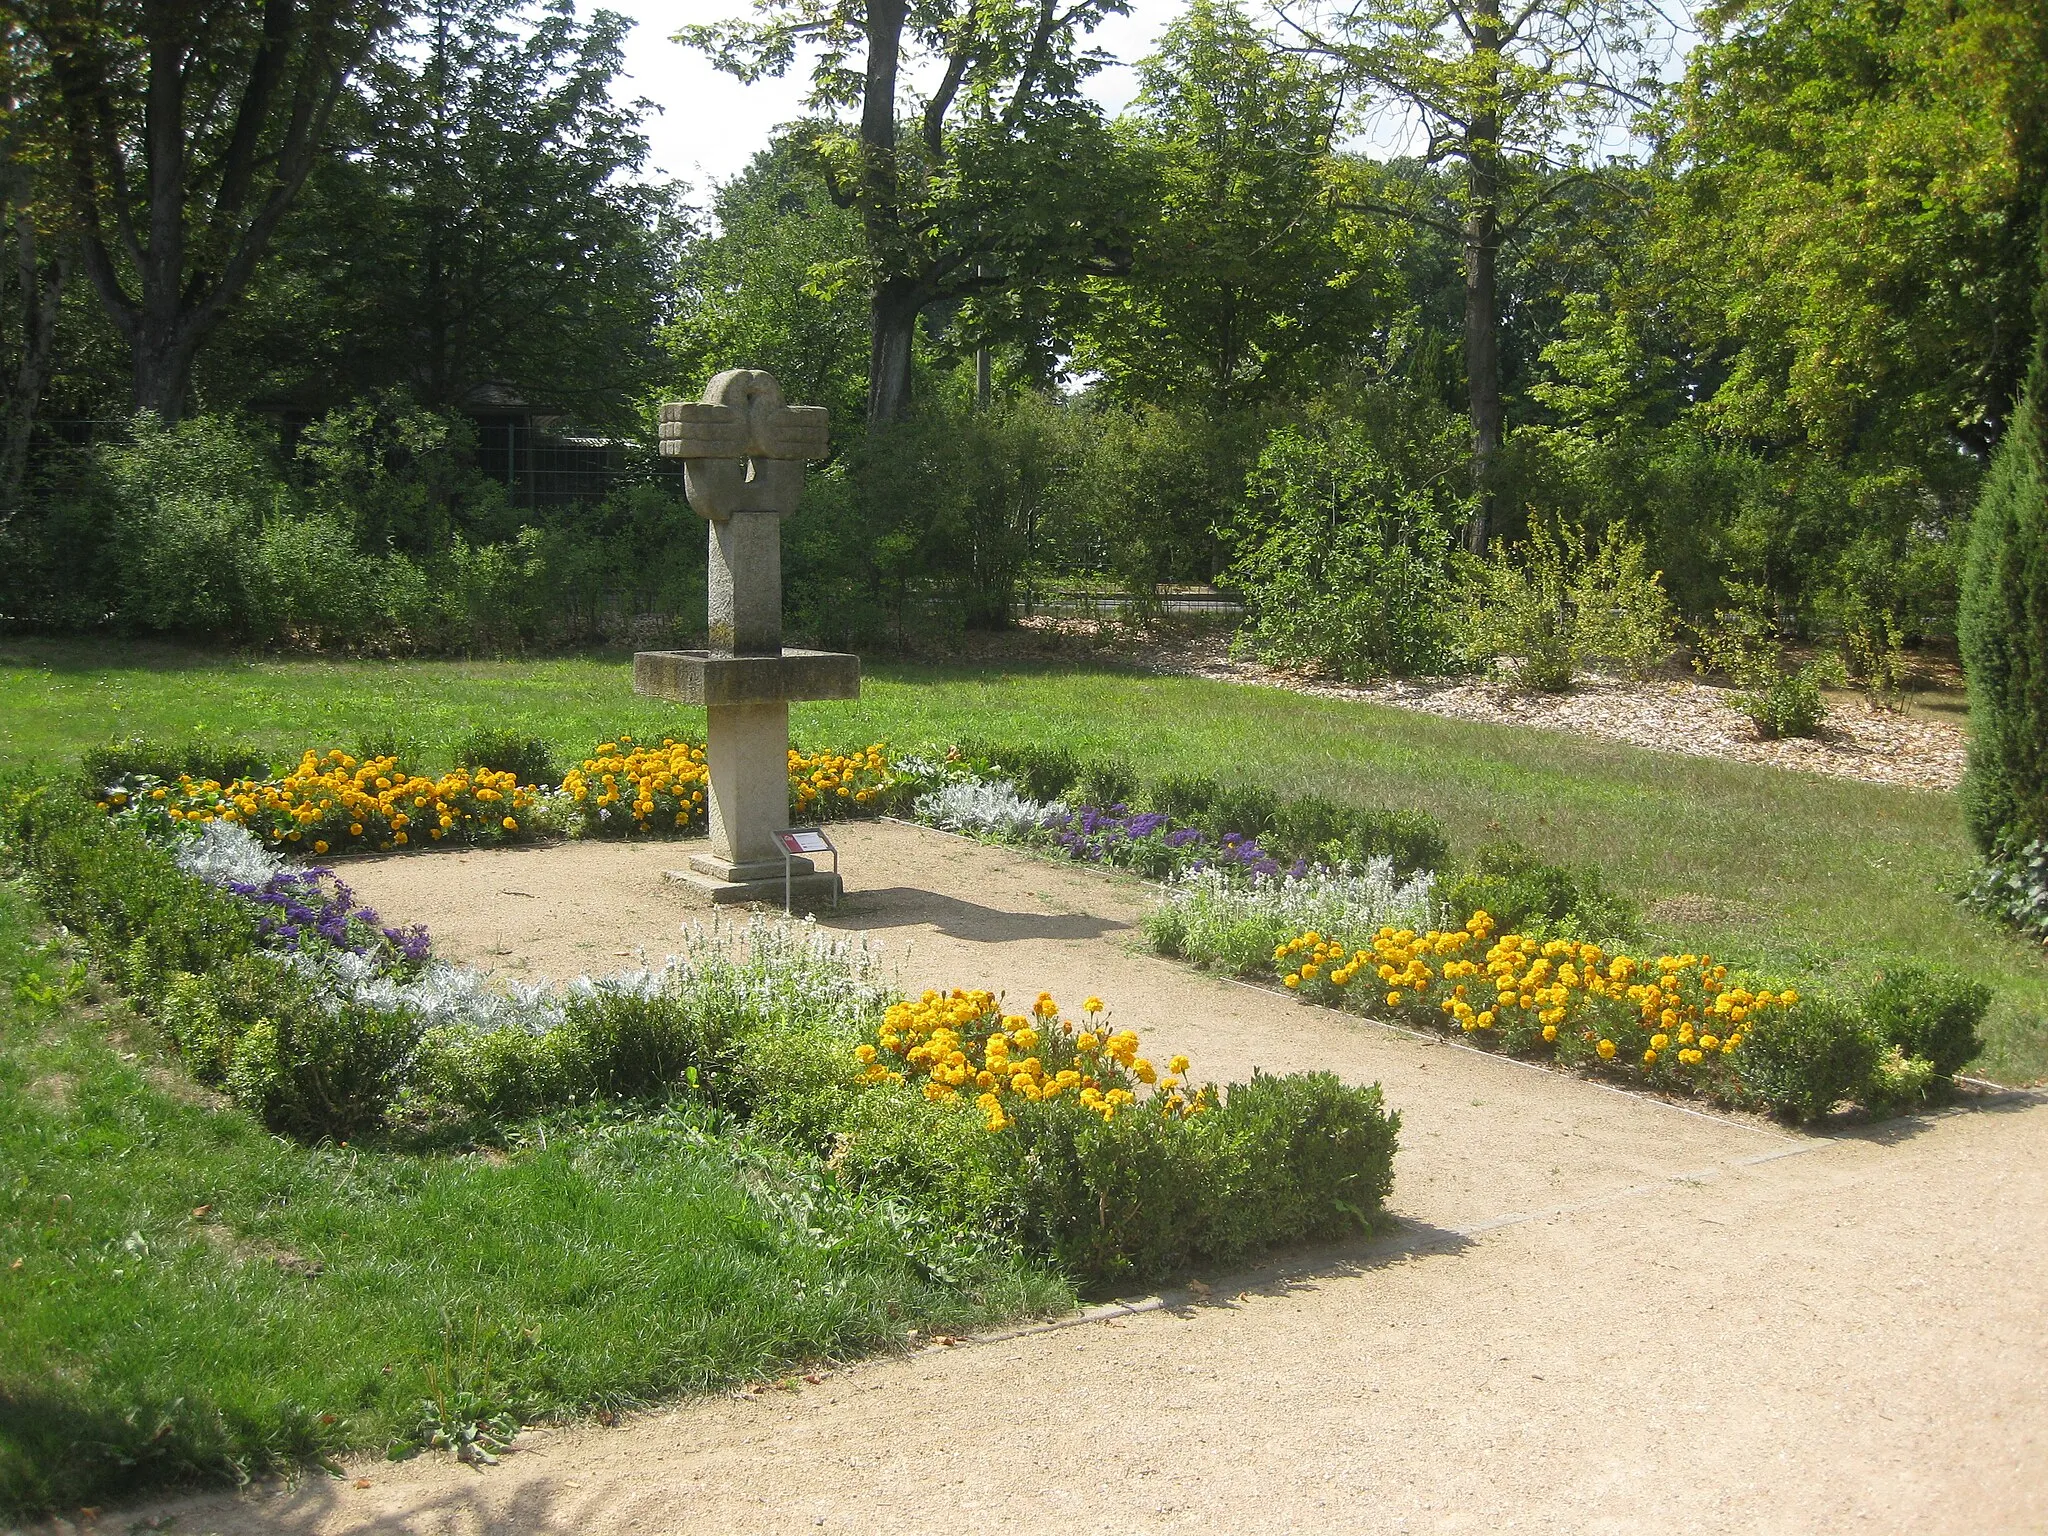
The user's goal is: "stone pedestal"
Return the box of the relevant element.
[635,369,858,908]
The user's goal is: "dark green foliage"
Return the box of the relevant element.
[1735,992,1882,1122]
[1861,966,1990,1081]
[453,727,558,788]
[957,738,1082,801]
[1200,1071,1400,1249]
[1441,838,1637,937]
[1146,771,1222,823]
[408,989,747,1129]
[222,985,423,1142]
[160,955,297,1085]
[1077,754,1140,808]
[1265,795,1449,877]
[1208,782,1279,840]
[834,1072,1400,1290]
[79,736,271,790]
[4,784,256,1007]
[1960,278,2048,852]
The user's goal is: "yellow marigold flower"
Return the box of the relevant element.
[1169,1054,1189,1076]
[1597,1039,1617,1060]
[1083,996,1104,1014]
[1541,1024,1557,1042]
[502,817,518,831]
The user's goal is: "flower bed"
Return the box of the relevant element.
[861,988,1203,1128]
[1270,912,1984,1121]
[102,749,539,854]
[7,768,1403,1291]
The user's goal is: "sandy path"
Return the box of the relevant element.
[96,827,2048,1535]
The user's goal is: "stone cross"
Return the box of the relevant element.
[633,370,859,905]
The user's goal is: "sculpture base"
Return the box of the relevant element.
[665,865,843,909]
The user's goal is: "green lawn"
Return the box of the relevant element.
[2,637,2041,1082]
[0,877,1063,1519]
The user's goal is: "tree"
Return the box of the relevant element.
[1075,0,1390,412]
[666,132,869,430]
[1288,0,1663,549]
[1655,0,2047,489]
[219,0,683,424]
[683,0,1136,426]
[0,20,69,518]
[1959,269,2048,854]
[21,0,395,418]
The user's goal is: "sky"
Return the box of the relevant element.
[607,0,1181,190]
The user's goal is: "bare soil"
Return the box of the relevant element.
[91,824,2048,1536]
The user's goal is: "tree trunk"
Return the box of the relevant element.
[868,280,918,426]
[128,316,204,421]
[860,0,918,427]
[1,204,68,522]
[1462,26,1504,556]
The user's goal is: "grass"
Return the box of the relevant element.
[0,878,1066,1520]
[8,638,2039,1081]
[0,635,2040,1514]
[2,637,2039,1081]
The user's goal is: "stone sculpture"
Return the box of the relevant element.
[633,369,857,904]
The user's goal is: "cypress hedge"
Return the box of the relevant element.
[1960,272,2048,852]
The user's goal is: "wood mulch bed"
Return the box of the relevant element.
[978,618,1970,794]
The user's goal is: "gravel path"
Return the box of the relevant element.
[98,826,2048,1536]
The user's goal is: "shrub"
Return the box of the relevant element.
[223,979,424,1141]
[1144,862,1438,977]
[100,412,279,637]
[1959,276,2048,852]
[1208,783,1279,840]
[1860,966,1989,1081]
[1265,795,1448,878]
[245,512,384,647]
[1146,772,1221,824]
[411,987,744,1125]
[1733,992,1881,1122]
[1692,602,1841,739]
[836,1073,1400,1290]
[1078,755,1140,809]
[1228,420,1467,682]
[1461,522,1676,690]
[976,741,1081,802]
[160,955,287,1084]
[1203,1071,1400,1250]
[160,952,420,1138]
[80,737,272,791]
[454,728,560,790]
[1439,839,1637,939]
[7,787,258,1005]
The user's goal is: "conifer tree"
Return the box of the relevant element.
[1959,272,2048,851]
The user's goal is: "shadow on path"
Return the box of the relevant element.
[821,887,1129,942]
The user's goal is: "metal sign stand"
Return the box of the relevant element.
[774,827,839,913]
